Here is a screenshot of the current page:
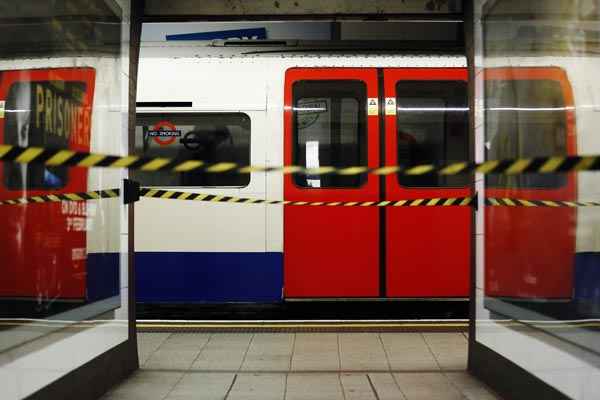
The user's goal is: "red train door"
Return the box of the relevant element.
[283,68,380,297]
[383,68,471,297]
[484,67,577,299]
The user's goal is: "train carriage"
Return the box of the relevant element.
[134,43,471,303]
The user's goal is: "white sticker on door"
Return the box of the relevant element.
[385,97,396,116]
[367,98,378,116]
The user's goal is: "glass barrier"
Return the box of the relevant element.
[0,0,129,359]
[474,1,600,398]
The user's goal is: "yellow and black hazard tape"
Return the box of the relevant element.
[485,198,600,207]
[140,189,600,208]
[1,143,600,177]
[2,186,600,209]
[0,189,120,206]
[139,188,474,207]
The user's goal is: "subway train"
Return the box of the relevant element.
[134,42,471,304]
[135,42,599,315]
[0,57,124,317]
[2,41,597,317]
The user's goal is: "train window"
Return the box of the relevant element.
[132,113,251,187]
[396,80,469,187]
[485,79,567,189]
[292,80,367,188]
[3,81,88,190]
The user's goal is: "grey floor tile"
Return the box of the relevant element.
[379,333,440,371]
[422,333,468,370]
[445,372,502,400]
[460,387,503,400]
[104,371,183,400]
[339,333,389,371]
[191,334,253,371]
[143,333,212,370]
[292,333,340,371]
[422,333,467,345]
[165,372,235,400]
[160,333,212,350]
[340,373,377,400]
[285,373,344,400]
[394,372,463,400]
[137,333,171,366]
[241,334,294,371]
[226,373,285,400]
[367,373,406,400]
[145,348,203,370]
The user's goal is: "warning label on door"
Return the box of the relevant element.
[385,98,396,116]
[367,98,378,116]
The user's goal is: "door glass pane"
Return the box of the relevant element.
[292,80,367,188]
[485,78,567,189]
[396,80,469,187]
[133,113,251,187]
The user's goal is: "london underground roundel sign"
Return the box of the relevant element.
[147,120,182,147]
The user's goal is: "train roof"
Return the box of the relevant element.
[139,40,467,64]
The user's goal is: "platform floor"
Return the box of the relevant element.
[103,332,501,399]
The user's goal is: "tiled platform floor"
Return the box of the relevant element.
[103,332,502,399]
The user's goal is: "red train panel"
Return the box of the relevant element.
[0,67,95,300]
[284,67,470,299]
[484,67,577,299]
[283,68,381,298]
[384,68,471,297]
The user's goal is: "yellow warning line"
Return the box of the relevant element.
[135,323,469,329]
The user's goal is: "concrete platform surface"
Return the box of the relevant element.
[102,332,501,399]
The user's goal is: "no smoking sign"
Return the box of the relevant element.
[147,120,182,147]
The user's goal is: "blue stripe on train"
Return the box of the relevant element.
[574,252,600,317]
[86,253,120,302]
[135,252,283,303]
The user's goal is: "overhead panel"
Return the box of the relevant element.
[143,0,463,20]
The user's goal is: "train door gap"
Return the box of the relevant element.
[377,68,387,298]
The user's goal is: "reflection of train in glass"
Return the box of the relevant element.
[135,43,472,303]
[481,58,600,320]
[0,59,123,317]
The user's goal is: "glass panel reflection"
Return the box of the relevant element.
[476,0,600,364]
[0,0,127,353]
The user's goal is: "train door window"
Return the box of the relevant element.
[485,79,567,188]
[292,80,367,188]
[3,81,88,190]
[396,80,469,187]
[133,113,251,187]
